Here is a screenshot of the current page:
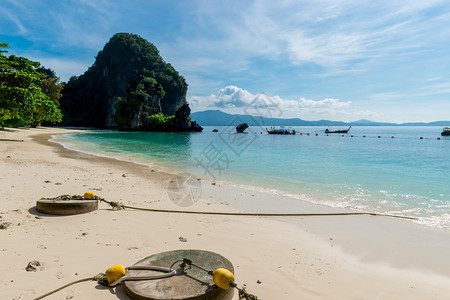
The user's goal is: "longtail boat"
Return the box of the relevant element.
[325,126,351,134]
[266,126,296,135]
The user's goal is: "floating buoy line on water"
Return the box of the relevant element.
[233,129,446,140]
[292,132,446,140]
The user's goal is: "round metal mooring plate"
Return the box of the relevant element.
[124,249,235,300]
[36,199,98,215]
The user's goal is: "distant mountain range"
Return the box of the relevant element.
[191,110,450,127]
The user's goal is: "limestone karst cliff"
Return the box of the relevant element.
[60,33,201,131]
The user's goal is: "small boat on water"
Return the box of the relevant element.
[325,126,351,134]
[441,127,450,136]
[266,126,296,135]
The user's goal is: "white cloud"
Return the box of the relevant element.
[417,82,450,97]
[351,110,384,119]
[0,10,27,35]
[189,86,253,109]
[188,85,359,120]
[212,86,255,108]
[426,77,443,82]
[169,0,450,79]
[366,92,406,102]
[297,98,351,109]
[29,56,92,82]
[49,2,113,51]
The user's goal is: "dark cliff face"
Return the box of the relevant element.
[60,33,188,128]
[112,76,164,130]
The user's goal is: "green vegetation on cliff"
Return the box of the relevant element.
[147,113,176,131]
[0,43,62,128]
[60,33,188,128]
[112,76,166,130]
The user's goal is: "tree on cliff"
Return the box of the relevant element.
[60,33,188,128]
[0,43,62,128]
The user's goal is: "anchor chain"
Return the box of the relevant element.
[179,258,259,300]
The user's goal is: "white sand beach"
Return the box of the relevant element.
[1,127,450,299]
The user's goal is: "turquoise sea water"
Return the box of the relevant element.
[55,126,450,228]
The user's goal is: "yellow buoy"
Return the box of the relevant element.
[84,192,95,200]
[105,265,126,283]
[213,268,235,290]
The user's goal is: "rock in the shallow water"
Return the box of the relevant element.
[175,103,190,130]
[190,121,203,132]
[26,260,42,272]
[236,123,249,133]
[175,103,203,132]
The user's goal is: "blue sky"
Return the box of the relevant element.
[1,0,450,123]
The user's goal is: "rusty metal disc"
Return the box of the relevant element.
[36,199,98,215]
[124,249,235,300]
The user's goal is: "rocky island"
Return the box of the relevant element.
[60,33,202,131]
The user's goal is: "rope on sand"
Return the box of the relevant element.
[0,138,24,142]
[33,260,259,300]
[33,275,105,300]
[99,199,418,220]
